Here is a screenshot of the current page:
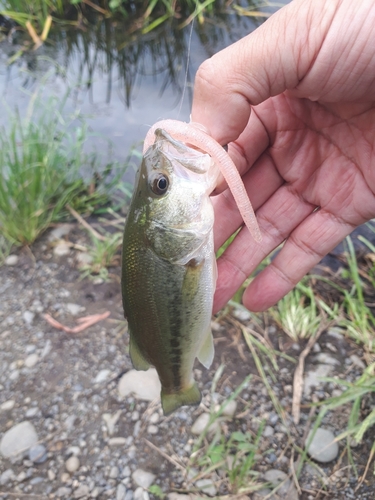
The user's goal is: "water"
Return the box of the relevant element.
[0,8,270,167]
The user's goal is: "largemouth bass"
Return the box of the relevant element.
[122,128,219,415]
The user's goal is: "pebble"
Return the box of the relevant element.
[195,478,217,497]
[0,421,38,459]
[74,484,90,498]
[65,455,80,473]
[23,310,35,325]
[304,364,333,397]
[232,307,252,321]
[191,413,219,435]
[24,353,39,368]
[28,444,47,463]
[0,399,15,411]
[132,469,156,488]
[118,369,161,401]
[168,495,192,500]
[263,425,275,438]
[263,469,299,499]
[116,483,127,500]
[222,400,237,418]
[0,469,15,486]
[307,428,339,463]
[56,486,72,497]
[25,407,39,418]
[350,354,366,369]
[314,353,340,366]
[94,369,111,384]
[66,303,85,316]
[108,437,127,446]
[147,425,158,434]
[109,466,119,479]
[54,240,71,256]
[134,488,149,500]
[48,224,73,241]
[4,254,18,266]
[102,410,121,436]
[149,412,160,424]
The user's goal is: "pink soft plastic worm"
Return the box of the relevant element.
[143,119,262,243]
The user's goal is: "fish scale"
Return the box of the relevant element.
[122,129,218,415]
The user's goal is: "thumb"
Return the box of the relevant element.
[191,0,338,145]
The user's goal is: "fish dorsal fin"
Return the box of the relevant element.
[197,329,214,369]
[129,337,150,371]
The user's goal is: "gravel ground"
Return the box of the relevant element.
[1,223,375,500]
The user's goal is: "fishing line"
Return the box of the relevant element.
[177,14,195,120]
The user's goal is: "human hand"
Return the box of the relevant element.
[191,0,375,313]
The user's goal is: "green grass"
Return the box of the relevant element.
[0,87,128,247]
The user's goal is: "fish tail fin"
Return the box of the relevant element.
[161,383,201,416]
[129,337,150,371]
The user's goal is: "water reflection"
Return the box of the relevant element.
[0,4,272,160]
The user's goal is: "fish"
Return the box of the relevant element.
[121,128,220,415]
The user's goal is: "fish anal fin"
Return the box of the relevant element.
[161,382,201,416]
[129,337,150,371]
[197,329,215,369]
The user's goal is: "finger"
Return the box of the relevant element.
[191,0,337,144]
[242,209,356,312]
[213,185,316,313]
[213,152,283,251]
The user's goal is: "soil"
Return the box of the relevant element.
[1,224,375,500]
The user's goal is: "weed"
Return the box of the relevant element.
[79,230,122,281]
[188,367,265,495]
[0,88,128,247]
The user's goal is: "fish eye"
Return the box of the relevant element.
[151,173,169,196]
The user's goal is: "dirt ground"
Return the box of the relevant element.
[1,224,375,500]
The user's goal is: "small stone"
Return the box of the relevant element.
[168,495,192,500]
[56,487,72,497]
[124,491,134,500]
[65,455,80,473]
[24,353,39,368]
[16,471,27,482]
[116,483,127,500]
[191,413,219,435]
[30,476,44,485]
[0,421,38,459]
[23,311,35,325]
[118,369,161,401]
[222,400,237,418]
[48,470,56,481]
[147,425,158,434]
[26,407,39,418]
[307,428,339,463]
[94,369,111,384]
[350,354,366,369]
[109,466,119,479]
[314,353,340,366]
[232,307,252,321]
[102,411,121,436]
[108,437,127,446]
[132,469,156,488]
[264,469,287,484]
[76,252,93,266]
[149,413,160,424]
[28,444,47,463]
[252,489,274,500]
[134,488,149,500]
[304,364,333,397]
[66,445,80,456]
[5,254,18,266]
[327,327,344,340]
[0,400,15,411]
[54,240,71,256]
[74,484,90,498]
[263,425,274,438]
[49,225,73,241]
[66,303,85,316]
[0,469,15,486]
[131,410,140,421]
[195,478,217,497]
[91,487,101,498]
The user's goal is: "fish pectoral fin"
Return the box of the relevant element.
[197,329,215,369]
[129,337,150,371]
[161,382,201,416]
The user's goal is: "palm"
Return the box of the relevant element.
[213,94,375,312]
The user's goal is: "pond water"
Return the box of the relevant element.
[0,5,279,168]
